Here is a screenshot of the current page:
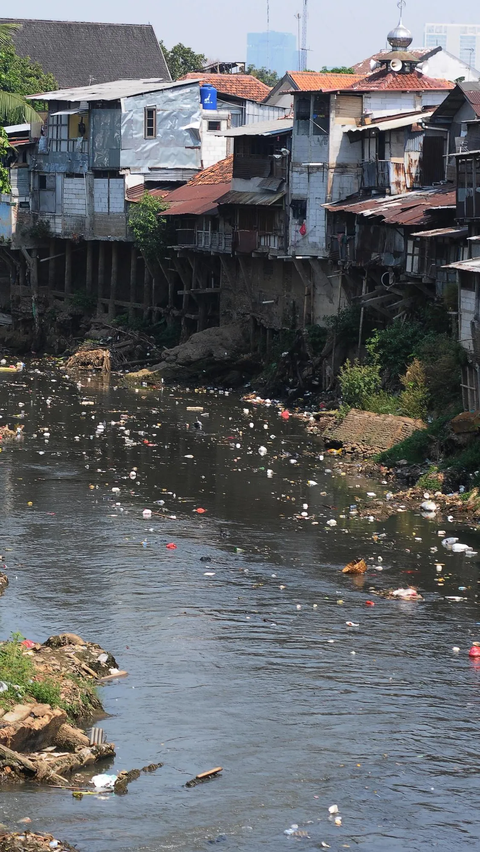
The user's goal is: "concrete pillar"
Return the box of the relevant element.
[48,239,56,292]
[109,242,118,319]
[64,242,72,296]
[97,242,105,316]
[86,241,93,294]
[129,244,136,320]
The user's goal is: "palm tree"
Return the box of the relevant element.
[0,23,43,125]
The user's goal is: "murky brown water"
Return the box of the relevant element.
[1,364,480,851]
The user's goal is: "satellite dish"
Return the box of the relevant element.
[390,58,403,72]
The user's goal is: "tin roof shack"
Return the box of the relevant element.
[159,156,233,338]
[6,78,214,321]
[439,149,480,409]
[325,186,459,320]
[345,110,447,195]
[180,72,289,163]
[289,76,452,261]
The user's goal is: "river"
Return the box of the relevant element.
[1,363,480,851]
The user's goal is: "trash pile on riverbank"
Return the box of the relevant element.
[0,633,124,785]
[0,831,77,852]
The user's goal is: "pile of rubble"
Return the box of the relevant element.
[0,633,125,786]
[0,831,77,852]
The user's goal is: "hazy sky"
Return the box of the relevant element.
[11,0,480,69]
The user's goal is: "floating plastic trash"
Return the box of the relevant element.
[143,509,152,519]
[91,773,117,790]
[166,543,177,550]
[326,519,337,527]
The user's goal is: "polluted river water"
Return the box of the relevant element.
[1,364,480,851]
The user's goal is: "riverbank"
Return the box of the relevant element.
[0,633,122,786]
[0,831,77,852]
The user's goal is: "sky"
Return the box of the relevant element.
[9,0,480,69]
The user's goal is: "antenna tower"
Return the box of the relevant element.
[301,0,308,71]
[266,0,270,70]
[294,12,302,70]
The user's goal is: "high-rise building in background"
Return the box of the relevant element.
[247,31,298,76]
[424,23,480,68]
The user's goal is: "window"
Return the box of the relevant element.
[312,95,329,136]
[207,120,221,131]
[460,35,476,67]
[144,107,156,139]
[48,114,68,152]
[39,175,47,190]
[295,96,311,135]
[290,199,307,220]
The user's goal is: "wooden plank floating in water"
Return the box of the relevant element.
[185,766,223,788]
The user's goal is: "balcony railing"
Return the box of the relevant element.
[196,230,233,252]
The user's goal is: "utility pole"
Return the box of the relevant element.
[301,0,308,71]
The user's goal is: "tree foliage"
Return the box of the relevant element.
[0,36,57,125]
[160,41,207,81]
[0,126,11,192]
[128,192,169,264]
[246,64,279,86]
[320,66,354,74]
[0,42,57,96]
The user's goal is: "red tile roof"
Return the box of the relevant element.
[347,69,454,92]
[180,73,271,102]
[463,87,480,116]
[287,71,364,91]
[125,184,169,203]
[188,155,233,185]
[352,47,438,78]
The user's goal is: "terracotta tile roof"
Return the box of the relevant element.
[188,156,233,185]
[287,71,364,91]
[180,73,271,102]
[347,69,454,92]
[125,185,170,203]
[352,48,437,78]
[464,87,480,115]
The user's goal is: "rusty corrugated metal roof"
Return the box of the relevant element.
[325,186,456,225]
[216,189,285,206]
[410,226,467,238]
[162,182,231,217]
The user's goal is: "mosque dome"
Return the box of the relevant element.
[387,20,413,50]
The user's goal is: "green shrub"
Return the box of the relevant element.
[376,413,453,466]
[416,335,464,412]
[417,465,444,491]
[338,359,381,408]
[366,321,425,379]
[362,391,399,415]
[306,324,328,354]
[398,359,429,420]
